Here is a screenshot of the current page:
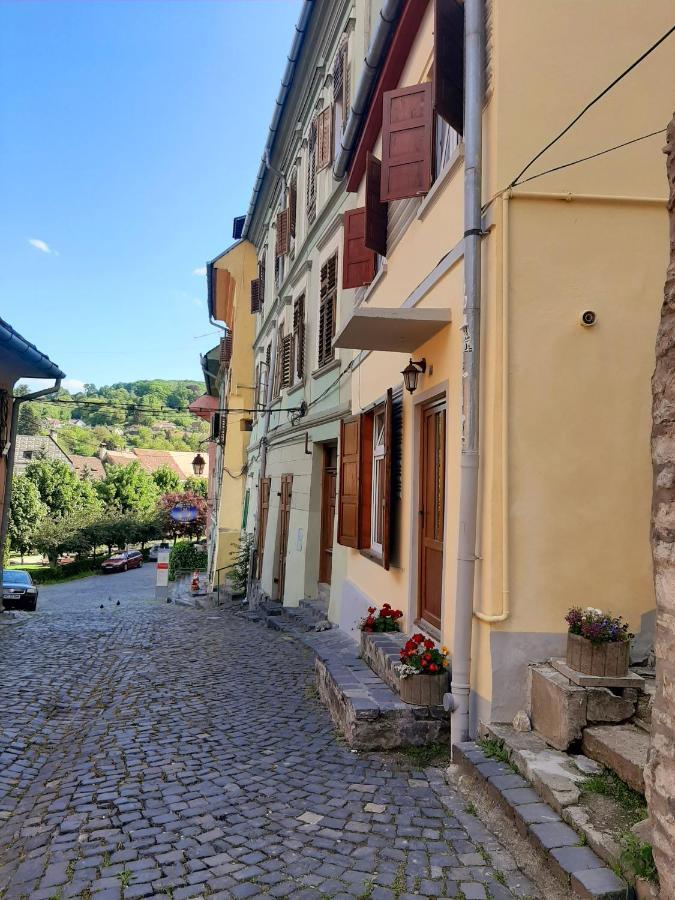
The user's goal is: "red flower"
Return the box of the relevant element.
[382,603,391,609]
[368,607,376,614]
[424,639,434,650]
[421,658,428,667]
[429,663,438,672]
[412,633,424,644]
[424,653,431,661]
[394,610,403,618]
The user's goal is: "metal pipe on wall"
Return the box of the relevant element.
[449,0,484,745]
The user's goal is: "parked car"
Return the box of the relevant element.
[1,570,38,611]
[101,550,143,574]
[193,541,207,553]
[148,543,170,562]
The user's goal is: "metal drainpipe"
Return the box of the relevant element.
[449,0,484,745]
[0,378,62,572]
[246,325,279,601]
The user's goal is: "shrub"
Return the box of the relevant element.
[359,603,403,632]
[168,540,207,581]
[225,535,252,595]
[30,558,99,584]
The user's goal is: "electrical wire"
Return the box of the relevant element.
[508,23,675,189]
[34,397,305,416]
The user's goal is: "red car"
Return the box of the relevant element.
[101,550,143,574]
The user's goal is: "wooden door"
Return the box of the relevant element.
[418,399,446,630]
[275,474,293,602]
[256,477,270,579]
[319,444,337,585]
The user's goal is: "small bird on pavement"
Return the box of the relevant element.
[99,604,104,609]
[116,600,120,606]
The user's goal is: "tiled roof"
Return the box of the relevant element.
[70,455,106,480]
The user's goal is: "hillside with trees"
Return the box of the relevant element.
[17,379,210,454]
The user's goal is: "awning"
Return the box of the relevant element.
[333,307,451,352]
[189,393,218,422]
[0,317,65,381]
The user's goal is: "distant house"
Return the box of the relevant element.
[99,448,195,480]
[13,433,72,476]
[70,455,106,481]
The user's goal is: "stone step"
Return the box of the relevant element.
[454,740,629,899]
[317,582,330,604]
[581,725,649,794]
[299,597,329,620]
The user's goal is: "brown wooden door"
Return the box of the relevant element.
[418,399,446,630]
[275,474,293,602]
[319,445,337,585]
[256,477,270,579]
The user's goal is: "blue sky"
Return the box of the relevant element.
[0,0,301,391]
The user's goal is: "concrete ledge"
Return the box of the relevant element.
[452,741,628,899]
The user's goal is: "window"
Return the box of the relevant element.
[435,114,460,179]
[23,450,33,460]
[316,106,332,171]
[318,254,337,368]
[306,120,317,225]
[332,39,350,159]
[273,326,284,398]
[293,295,305,381]
[258,256,266,306]
[337,388,400,570]
[289,177,297,241]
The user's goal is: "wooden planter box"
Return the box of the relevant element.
[566,632,629,677]
[399,672,448,706]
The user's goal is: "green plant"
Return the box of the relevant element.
[620,833,658,883]
[493,870,507,886]
[225,534,253,594]
[478,737,510,763]
[464,801,477,815]
[168,540,207,581]
[402,742,451,767]
[398,633,449,676]
[360,603,404,632]
[117,869,133,889]
[580,772,647,824]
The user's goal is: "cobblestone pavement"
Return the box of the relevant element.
[0,570,543,900]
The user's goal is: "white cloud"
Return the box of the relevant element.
[192,266,207,276]
[29,237,58,255]
[62,378,86,393]
[191,298,203,307]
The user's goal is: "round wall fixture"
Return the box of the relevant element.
[580,310,597,327]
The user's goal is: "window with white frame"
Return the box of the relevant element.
[370,407,386,554]
[434,114,460,179]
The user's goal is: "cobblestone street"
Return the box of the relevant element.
[0,571,542,900]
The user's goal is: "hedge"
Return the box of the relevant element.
[168,541,207,581]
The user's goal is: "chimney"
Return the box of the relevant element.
[97,443,107,461]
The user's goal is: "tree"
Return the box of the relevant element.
[152,465,181,494]
[158,490,207,541]
[8,476,44,561]
[32,515,82,566]
[25,458,102,520]
[17,404,44,435]
[96,462,159,514]
[646,114,675,894]
[184,476,208,499]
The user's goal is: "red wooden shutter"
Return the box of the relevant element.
[250,278,261,313]
[220,330,233,369]
[343,207,376,289]
[434,0,464,135]
[382,388,393,570]
[337,416,362,548]
[381,82,434,201]
[364,153,388,257]
[275,209,290,256]
[316,106,333,170]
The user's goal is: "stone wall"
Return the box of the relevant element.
[645,113,675,897]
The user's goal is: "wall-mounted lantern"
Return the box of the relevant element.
[401,358,427,395]
[192,453,206,476]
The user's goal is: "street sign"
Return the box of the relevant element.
[170,503,199,523]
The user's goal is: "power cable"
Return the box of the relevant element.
[509,23,675,189]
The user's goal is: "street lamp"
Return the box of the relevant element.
[401,358,427,394]
[191,453,206,476]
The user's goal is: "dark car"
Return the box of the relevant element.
[2,570,39,611]
[101,550,143,574]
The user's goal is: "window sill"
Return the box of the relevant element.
[286,379,305,398]
[360,548,384,568]
[311,358,341,380]
[414,618,442,642]
[356,261,387,307]
[417,142,464,222]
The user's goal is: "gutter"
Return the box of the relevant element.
[241,0,314,240]
[0,318,65,382]
[448,0,485,744]
[0,379,62,576]
[333,0,404,181]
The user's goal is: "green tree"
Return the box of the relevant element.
[96,462,159,514]
[25,458,102,520]
[183,476,208,499]
[158,490,207,541]
[17,404,44,435]
[8,475,45,561]
[152,465,181,494]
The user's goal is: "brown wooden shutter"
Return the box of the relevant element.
[273,330,283,397]
[333,50,344,102]
[293,295,305,379]
[343,207,376,289]
[258,259,266,305]
[337,416,362,548]
[434,0,464,135]
[316,106,333,170]
[281,334,293,389]
[381,82,434,201]
[250,278,261,314]
[220,331,233,369]
[382,388,393,570]
[256,476,271,578]
[275,208,290,256]
[318,256,337,367]
[364,153,388,257]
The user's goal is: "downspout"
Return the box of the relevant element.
[246,325,279,599]
[0,378,62,571]
[449,0,484,744]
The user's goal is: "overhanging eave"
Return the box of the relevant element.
[333,307,451,352]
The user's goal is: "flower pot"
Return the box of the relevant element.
[398,671,448,706]
[566,632,629,677]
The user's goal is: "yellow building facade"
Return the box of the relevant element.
[331,0,673,731]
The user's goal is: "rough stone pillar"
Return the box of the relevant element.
[646,113,675,897]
